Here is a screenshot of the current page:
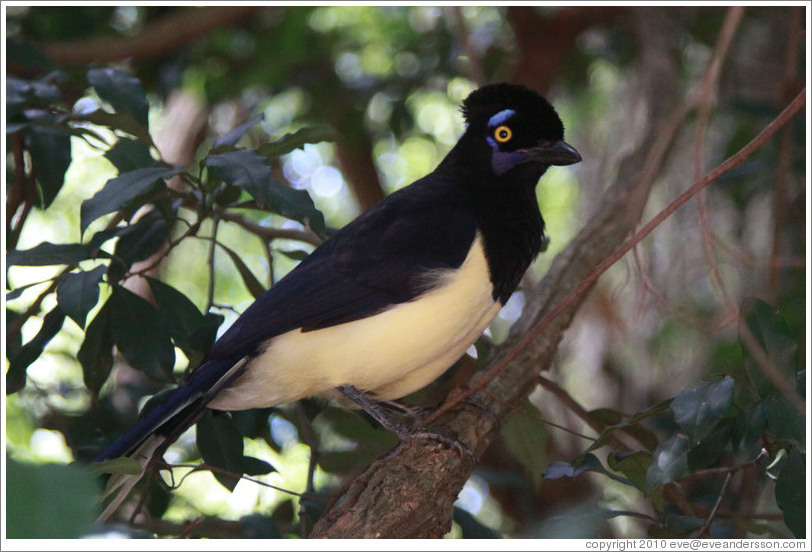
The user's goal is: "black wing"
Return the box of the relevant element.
[205,174,479,361]
[95,175,479,461]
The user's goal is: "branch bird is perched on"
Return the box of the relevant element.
[96,83,581,519]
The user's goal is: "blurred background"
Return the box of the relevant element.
[4,5,807,539]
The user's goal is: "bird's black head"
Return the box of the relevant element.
[448,83,581,182]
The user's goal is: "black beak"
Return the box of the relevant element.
[522,140,581,166]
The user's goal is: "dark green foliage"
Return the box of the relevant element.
[6,307,65,393]
[6,459,100,538]
[206,149,326,236]
[26,126,73,208]
[104,136,157,172]
[453,507,501,538]
[541,297,805,538]
[77,306,116,397]
[79,166,179,234]
[87,67,150,126]
[7,241,111,267]
[56,265,106,328]
[146,277,224,363]
[196,411,275,491]
[217,241,268,299]
[775,449,806,538]
[108,285,176,382]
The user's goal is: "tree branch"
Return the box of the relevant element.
[36,7,264,66]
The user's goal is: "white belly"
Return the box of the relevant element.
[208,235,499,410]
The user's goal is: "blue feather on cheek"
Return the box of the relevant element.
[490,148,526,176]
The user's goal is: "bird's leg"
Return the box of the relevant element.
[376,399,433,423]
[336,385,475,464]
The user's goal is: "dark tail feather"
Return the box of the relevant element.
[96,356,250,521]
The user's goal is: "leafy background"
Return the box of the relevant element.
[4,5,807,540]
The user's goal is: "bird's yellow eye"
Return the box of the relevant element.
[494,125,512,143]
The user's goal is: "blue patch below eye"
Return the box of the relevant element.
[491,150,525,176]
[487,109,516,128]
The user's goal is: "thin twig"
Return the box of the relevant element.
[218,211,323,246]
[169,462,319,499]
[697,471,734,537]
[123,217,203,279]
[206,215,221,312]
[694,6,745,319]
[480,389,595,442]
[536,375,633,451]
[768,6,803,300]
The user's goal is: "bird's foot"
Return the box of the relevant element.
[337,385,475,466]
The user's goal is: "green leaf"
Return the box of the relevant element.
[240,456,275,476]
[589,408,659,451]
[77,302,114,397]
[263,179,326,236]
[686,422,731,471]
[187,312,225,360]
[738,297,799,397]
[645,435,690,494]
[453,507,501,539]
[87,67,149,126]
[230,408,275,441]
[542,453,632,487]
[112,210,170,266]
[82,108,154,146]
[196,411,246,491]
[6,310,23,361]
[6,241,109,267]
[585,399,672,454]
[206,149,325,235]
[775,448,805,538]
[257,124,340,158]
[104,136,156,172]
[213,114,264,148]
[206,149,270,191]
[145,277,221,360]
[276,249,310,262]
[731,402,766,463]
[108,285,175,382]
[6,280,53,301]
[6,459,99,538]
[764,389,805,446]
[502,401,549,487]
[56,265,106,328]
[671,376,734,445]
[80,166,179,234]
[217,242,267,299]
[6,307,66,394]
[607,450,653,492]
[27,125,72,208]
